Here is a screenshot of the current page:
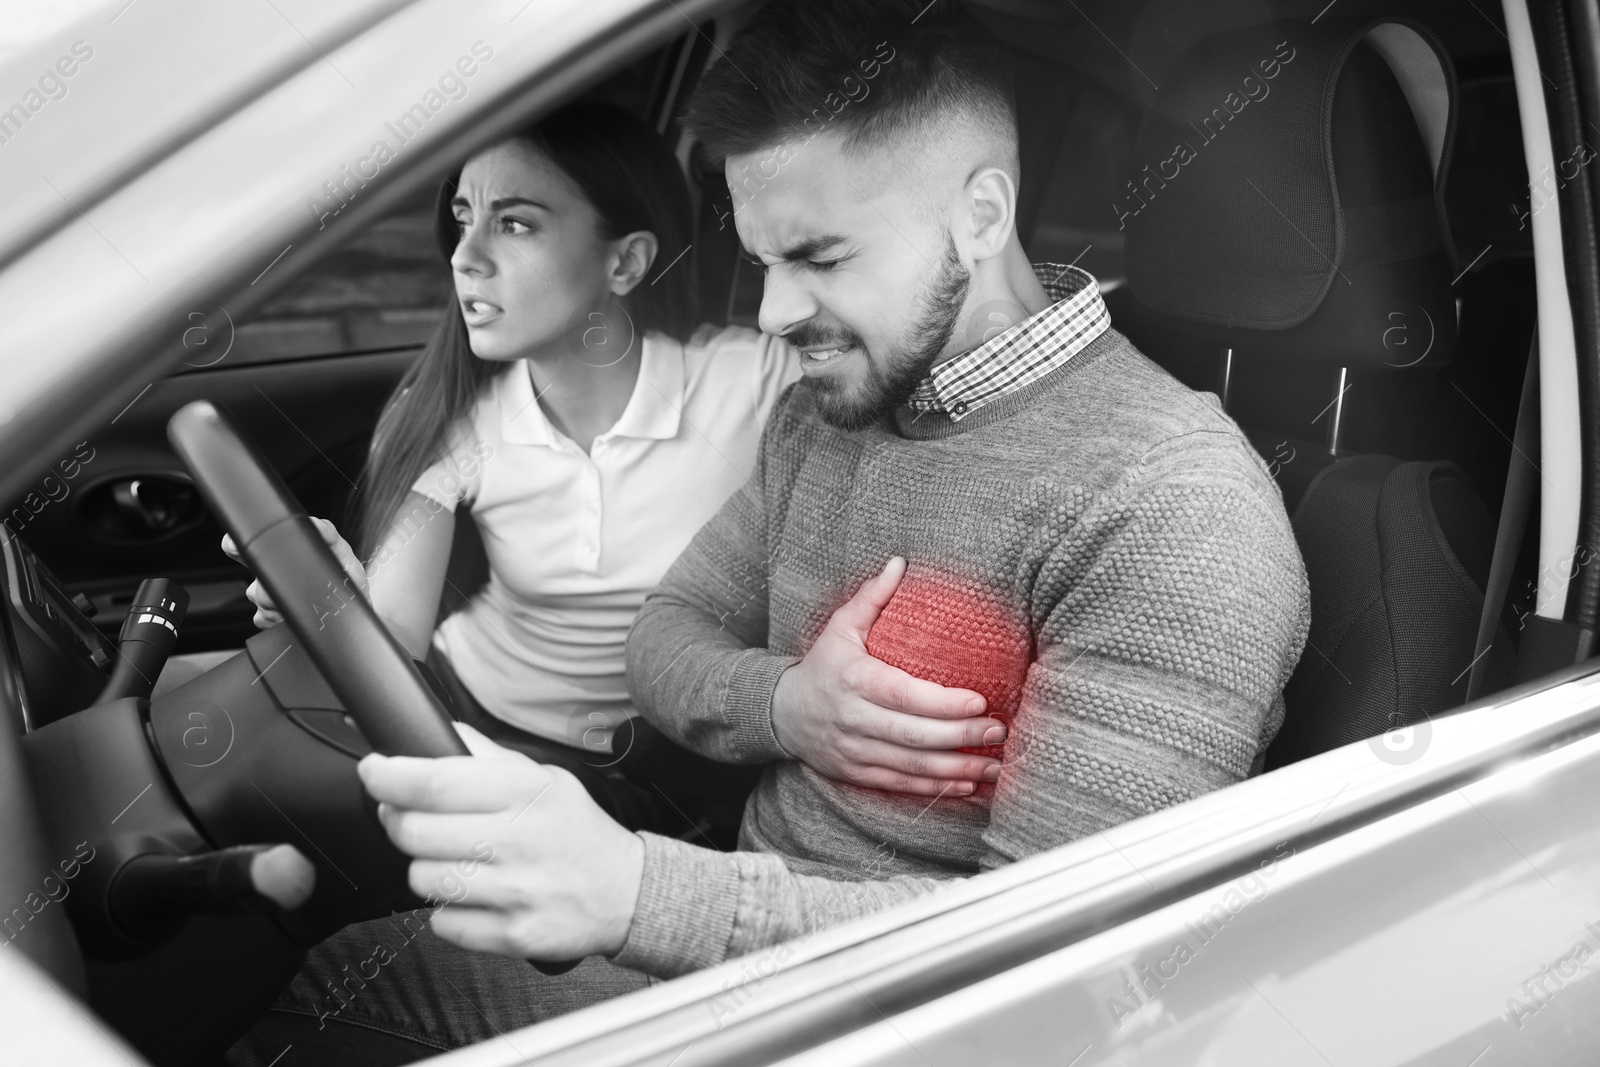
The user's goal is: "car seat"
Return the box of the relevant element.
[1107,17,1516,768]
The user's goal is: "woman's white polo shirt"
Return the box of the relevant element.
[410,323,797,751]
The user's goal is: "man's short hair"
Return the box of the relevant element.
[684,0,1017,167]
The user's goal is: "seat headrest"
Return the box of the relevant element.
[1123,18,1459,371]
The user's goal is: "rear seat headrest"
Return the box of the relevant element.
[1123,18,1459,371]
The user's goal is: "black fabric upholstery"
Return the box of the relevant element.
[1265,458,1512,768]
[1101,15,1505,767]
[435,506,490,626]
[691,139,740,326]
[1123,18,1458,370]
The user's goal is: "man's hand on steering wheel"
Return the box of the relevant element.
[222,517,367,629]
[770,557,1008,797]
[359,723,645,961]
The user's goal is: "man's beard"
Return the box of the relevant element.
[798,235,971,432]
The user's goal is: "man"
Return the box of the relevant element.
[606,0,1309,976]
[233,1,1307,1059]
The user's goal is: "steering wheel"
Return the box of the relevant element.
[168,402,580,977]
[167,400,467,758]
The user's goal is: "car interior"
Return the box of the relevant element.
[0,1,1558,1063]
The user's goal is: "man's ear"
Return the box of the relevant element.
[608,231,660,297]
[959,167,1018,262]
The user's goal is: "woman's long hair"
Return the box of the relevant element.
[354,101,699,558]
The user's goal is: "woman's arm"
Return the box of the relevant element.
[364,491,456,659]
[225,491,455,660]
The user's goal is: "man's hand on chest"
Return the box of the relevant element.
[769,557,1015,797]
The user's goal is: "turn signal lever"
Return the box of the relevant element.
[109,843,316,944]
[96,578,188,705]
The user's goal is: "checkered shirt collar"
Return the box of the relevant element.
[906,263,1110,421]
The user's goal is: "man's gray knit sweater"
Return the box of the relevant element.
[616,326,1309,979]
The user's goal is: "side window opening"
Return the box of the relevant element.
[221,182,449,370]
[203,31,704,372]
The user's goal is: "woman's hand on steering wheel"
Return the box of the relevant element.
[223,517,367,629]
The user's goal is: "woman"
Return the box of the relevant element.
[232,100,796,837]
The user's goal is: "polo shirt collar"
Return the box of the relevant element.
[609,332,684,441]
[498,331,684,447]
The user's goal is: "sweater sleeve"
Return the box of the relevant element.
[624,388,803,765]
[612,833,950,978]
[612,430,1309,979]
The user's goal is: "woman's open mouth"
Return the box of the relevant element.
[461,298,503,326]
